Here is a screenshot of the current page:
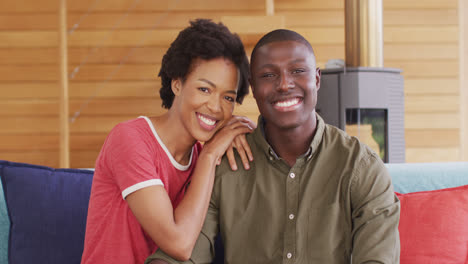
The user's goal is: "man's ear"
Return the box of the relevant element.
[171,79,182,96]
[315,67,321,91]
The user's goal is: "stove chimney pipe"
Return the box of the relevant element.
[345,0,383,67]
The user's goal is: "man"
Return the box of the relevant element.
[147,29,400,264]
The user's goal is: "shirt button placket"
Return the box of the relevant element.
[284,169,298,263]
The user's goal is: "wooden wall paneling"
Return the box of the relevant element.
[0,99,59,116]
[0,116,135,134]
[0,47,166,65]
[71,133,108,150]
[220,16,285,34]
[0,83,59,99]
[385,60,458,78]
[68,29,179,47]
[312,45,345,63]
[0,0,464,166]
[406,148,460,163]
[68,64,161,81]
[69,98,165,116]
[384,26,458,43]
[70,116,136,133]
[0,0,266,13]
[275,0,343,10]
[405,113,459,130]
[0,48,58,64]
[0,65,58,81]
[59,0,70,168]
[384,44,458,60]
[66,11,264,30]
[0,117,60,133]
[384,0,458,9]
[404,79,459,95]
[67,0,267,12]
[0,11,267,31]
[0,134,59,151]
[280,10,344,27]
[0,14,57,30]
[70,150,100,168]
[384,9,458,26]
[289,27,345,45]
[460,0,468,160]
[405,95,460,113]
[69,81,159,98]
[0,31,58,47]
[1,151,60,168]
[406,129,460,148]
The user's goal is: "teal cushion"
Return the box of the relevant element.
[0,161,10,264]
[386,162,468,194]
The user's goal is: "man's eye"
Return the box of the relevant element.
[198,87,209,93]
[292,69,306,74]
[261,73,275,78]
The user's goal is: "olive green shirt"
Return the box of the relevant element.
[146,115,400,264]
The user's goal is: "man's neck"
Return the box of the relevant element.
[264,116,317,167]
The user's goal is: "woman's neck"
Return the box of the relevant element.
[149,112,196,165]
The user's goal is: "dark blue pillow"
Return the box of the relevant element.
[0,160,93,264]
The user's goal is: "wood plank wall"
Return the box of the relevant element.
[0,0,462,167]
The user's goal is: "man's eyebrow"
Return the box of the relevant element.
[257,63,276,69]
[290,58,307,64]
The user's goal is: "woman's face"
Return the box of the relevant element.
[171,57,239,142]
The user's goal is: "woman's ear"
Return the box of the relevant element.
[171,79,182,96]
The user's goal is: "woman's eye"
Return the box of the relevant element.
[198,87,209,93]
[224,96,235,102]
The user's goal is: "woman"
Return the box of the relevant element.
[81,19,253,264]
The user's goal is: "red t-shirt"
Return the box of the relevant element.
[81,116,201,264]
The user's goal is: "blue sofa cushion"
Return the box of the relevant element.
[386,162,468,194]
[0,160,93,264]
[0,161,10,264]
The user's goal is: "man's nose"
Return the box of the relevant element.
[277,72,294,92]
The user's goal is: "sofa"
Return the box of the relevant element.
[1,159,468,264]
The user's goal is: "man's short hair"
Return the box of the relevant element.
[250,29,315,66]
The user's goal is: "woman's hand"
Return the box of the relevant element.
[224,116,257,170]
[202,116,254,165]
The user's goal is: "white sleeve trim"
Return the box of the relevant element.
[122,179,164,199]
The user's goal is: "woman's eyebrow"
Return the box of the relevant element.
[198,78,237,94]
[198,78,216,88]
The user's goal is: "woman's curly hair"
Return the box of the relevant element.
[159,19,250,109]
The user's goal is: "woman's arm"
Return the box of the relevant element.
[126,118,253,261]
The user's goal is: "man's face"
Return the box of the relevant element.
[250,40,320,130]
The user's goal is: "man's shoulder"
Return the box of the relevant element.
[322,123,382,165]
[215,131,262,177]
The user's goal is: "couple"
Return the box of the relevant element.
[81,19,400,264]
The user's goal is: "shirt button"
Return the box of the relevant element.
[289,172,295,179]
[289,214,294,220]
[287,253,292,259]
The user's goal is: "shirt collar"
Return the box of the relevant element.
[253,113,326,161]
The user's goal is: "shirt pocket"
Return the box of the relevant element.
[305,203,349,263]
